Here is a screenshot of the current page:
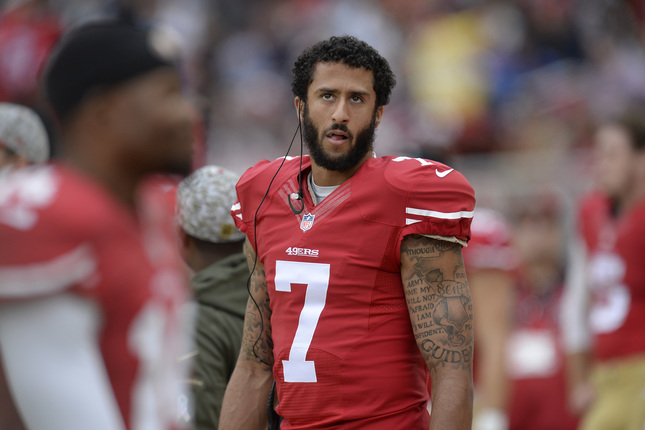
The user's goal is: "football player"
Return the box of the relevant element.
[562,105,645,430]
[221,35,476,430]
[0,20,195,430]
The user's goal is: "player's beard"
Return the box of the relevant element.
[161,156,193,177]
[302,104,377,172]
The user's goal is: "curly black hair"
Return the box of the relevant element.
[291,35,396,108]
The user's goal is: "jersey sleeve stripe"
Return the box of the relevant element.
[406,207,475,220]
[0,244,97,299]
[422,234,468,247]
[405,218,421,225]
[231,202,243,221]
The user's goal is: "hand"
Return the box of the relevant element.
[473,408,508,430]
[569,382,595,414]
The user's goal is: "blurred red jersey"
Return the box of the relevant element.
[0,165,187,430]
[507,277,579,430]
[577,192,645,362]
[462,208,518,273]
[0,4,61,103]
[232,155,475,429]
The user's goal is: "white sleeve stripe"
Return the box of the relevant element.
[231,202,241,211]
[235,214,243,220]
[406,218,421,225]
[406,207,475,220]
[0,244,97,298]
[422,234,468,247]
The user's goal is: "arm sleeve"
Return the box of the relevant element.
[192,308,240,428]
[395,165,475,258]
[561,232,591,353]
[230,159,277,251]
[0,243,97,300]
[462,208,519,272]
[0,294,126,430]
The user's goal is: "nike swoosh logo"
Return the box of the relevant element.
[435,168,453,178]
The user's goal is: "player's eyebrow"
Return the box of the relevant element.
[315,87,372,98]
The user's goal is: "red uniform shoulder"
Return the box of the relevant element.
[376,156,475,243]
[379,156,475,216]
[464,208,518,272]
[0,165,134,269]
[232,156,308,234]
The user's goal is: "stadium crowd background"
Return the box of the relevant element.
[4,0,645,220]
[2,0,645,427]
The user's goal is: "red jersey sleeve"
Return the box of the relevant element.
[576,192,609,251]
[0,166,129,301]
[383,157,475,256]
[462,208,518,272]
[231,157,299,251]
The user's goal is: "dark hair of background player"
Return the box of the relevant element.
[611,105,645,151]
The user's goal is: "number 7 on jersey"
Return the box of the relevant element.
[274,260,331,383]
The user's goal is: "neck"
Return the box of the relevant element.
[615,181,645,214]
[525,261,561,295]
[59,138,142,210]
[310,152,371,186]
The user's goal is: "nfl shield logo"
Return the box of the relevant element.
[300,213,315,232]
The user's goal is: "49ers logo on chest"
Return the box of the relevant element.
[300,213,315,232]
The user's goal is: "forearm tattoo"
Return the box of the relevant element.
[401,235,474,370]
[242,239,274,366]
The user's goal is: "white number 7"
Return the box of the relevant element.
[274,260,331,383]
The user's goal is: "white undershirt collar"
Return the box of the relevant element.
[308,172,339,204]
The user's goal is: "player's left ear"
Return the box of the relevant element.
[374,105,384,128]
[295,97,304,121]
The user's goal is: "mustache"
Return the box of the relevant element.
[323,123,352,137]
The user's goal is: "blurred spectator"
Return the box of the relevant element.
[0,0,61,106]
[507,193,579,430]
[463,208,518,430]
[0,102,49,182]
[10,0,639,179]
[0,20,194,430]
[175,165,248,430]
[562,106,645,430]
[406,5,493,153]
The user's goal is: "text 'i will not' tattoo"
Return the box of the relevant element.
[402,235,473,367]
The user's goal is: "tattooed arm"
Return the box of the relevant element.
[219,237,274,430]
[400,234,474,430]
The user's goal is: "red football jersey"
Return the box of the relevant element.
[457,208,517,390]
[232,155,475,429]
[507,280,579,430]
[0,4,61,103]
[577,192,645,361]
[462,208,518,273]
[0,165,188,430]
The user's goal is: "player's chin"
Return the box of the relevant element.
[323,141,353,155]
[164,160,192,177]
[159,149,193,176]
[163,137,194,176]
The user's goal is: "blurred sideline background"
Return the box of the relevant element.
[2,0,644,248]
[4,1,645,427]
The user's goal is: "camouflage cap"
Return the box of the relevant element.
[0,103,49,163]
[176,165,245,243]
